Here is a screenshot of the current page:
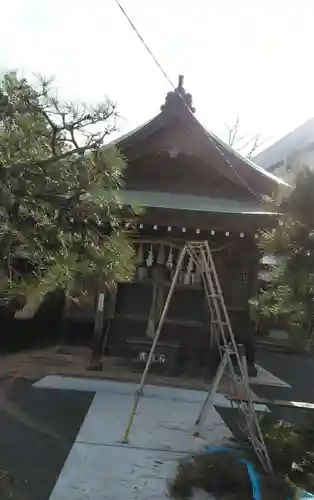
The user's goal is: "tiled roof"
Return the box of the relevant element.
[111,111,288,188]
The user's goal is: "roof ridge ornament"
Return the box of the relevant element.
[161,75,195,114]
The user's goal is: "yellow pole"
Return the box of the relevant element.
[122,388,141,443]
[122,245,187,443]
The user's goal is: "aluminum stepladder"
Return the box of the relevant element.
[121,240,272,474]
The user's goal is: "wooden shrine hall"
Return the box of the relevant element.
[97,76,286,376]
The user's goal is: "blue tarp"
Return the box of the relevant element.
[203,446,314,500]
[300,492,314,499]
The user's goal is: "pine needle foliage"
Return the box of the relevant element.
[253,168,314,350]
[0,72,135,316]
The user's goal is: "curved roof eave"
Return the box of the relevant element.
[108,119,154,147]
[205,127,291,188]
[110,111,291,189]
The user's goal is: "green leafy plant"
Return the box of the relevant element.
[0,71,135,317]
[168,450,296,499]
[260,413,314,494]
[254,168,314,350]
[169,452,252,499]
[169,412,314,499]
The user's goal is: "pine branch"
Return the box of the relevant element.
[0,71,135,317]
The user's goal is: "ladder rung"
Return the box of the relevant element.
[185,242,271,472]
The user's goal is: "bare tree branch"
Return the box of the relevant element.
[225,113,242,147]
[9,76,119,169]
[225,114,264,158]
[69,127,79,149]
[38,135,108,166]
[247,134,265,159]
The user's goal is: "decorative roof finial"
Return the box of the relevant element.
[161,75,195,114]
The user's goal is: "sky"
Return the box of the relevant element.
[1,0,314,151]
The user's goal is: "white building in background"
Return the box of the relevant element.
[253,118,314,184]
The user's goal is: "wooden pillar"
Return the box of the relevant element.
[88,280,107,370]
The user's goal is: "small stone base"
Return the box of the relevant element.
[86,362,103,372]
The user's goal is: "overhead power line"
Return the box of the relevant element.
[115,1,173,89]
[115,0,261,200]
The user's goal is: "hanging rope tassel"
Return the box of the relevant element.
[166,246,173,269]
[184,254,194,284]
[146,244,154,267]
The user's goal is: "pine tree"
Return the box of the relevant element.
[255,168,314,350]
[0,71,134,319]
